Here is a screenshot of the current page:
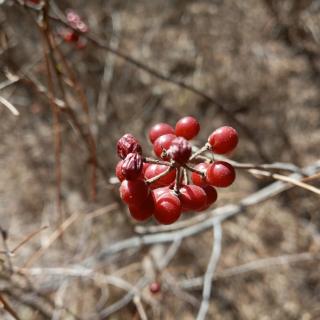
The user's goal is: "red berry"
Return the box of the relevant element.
[191,163,209,186]
[152,186,170,198]
[153,190,181,224]
[208,126,238,154]
[149,123,175,144]
[179,185,207,212]
[175,116,200,140]
[119,179,149,206]
[153,134,176,159]
[142,162,150,175]
[117,134,142,159]
[206,161,236,187]
[116,160,125,182]
[144,164,176,188]
[63,30,79,43]
[121,153,143,180]
[201,186,218,210]
[149,282,161,294]
[168,137,192,164]
[128,194,154,221]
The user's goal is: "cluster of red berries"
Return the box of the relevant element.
[58,10,88,49]
[116,116,238,225]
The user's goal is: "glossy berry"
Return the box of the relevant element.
[149,282,161,294]
[175,116,200,140]
[128,194,154,221]
[149,123,175,144]
[153,190,181,224]
[168,137,192,164]
[153,134,176,159]
[179,184,207,212]
[121,153,143,180]
[116,160,125,182]
[191,163,209,186]
[201,186,218,210]
[152,186,170,198]
[117,134,142,159]
[144,164,176,188]
[206,161,236,187]
[208,126,238,154]
[120,179,149,206]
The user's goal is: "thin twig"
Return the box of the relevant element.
[0,96,20,116]
[0,294,22,320]
[248,168,320,195]
[196,223,222,320]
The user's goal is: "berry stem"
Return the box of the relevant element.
[146,166,174,184]
[189,143,211,161]
[173,167,181,194]
[183,168,189,185]
[183,164,205,177]
[143,157,173,167]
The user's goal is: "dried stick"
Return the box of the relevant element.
[248,168,320,196]
[180,252,320,290]
[0,294,22,320]
[0,96,20,116]
[196,223,222,320]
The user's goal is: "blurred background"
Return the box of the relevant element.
[0,0,320,319]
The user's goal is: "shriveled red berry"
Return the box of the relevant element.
[175,116,200,140]
[208,126,238,154]
[153,190,181,224]
[121,153,143,180]
[168,137,192,164]
[153,134,176,159]
[117,134,142,159]
[119,179,149,206]
[179,184,207,212]
[116,160,125,182]
[149,282,161,294]
[201,186,218,210]
[191,163,209,186]
[149,123,175,144]
[206,161,236,187]
[144,164,176,188]
[128,194,154,221]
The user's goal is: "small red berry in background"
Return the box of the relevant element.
[149,282,161,294]
[115,116,238,225]
[206,161,236,187]
[58,9,89,49]
[149,123,175,144]
[208,126,239,154]
[175,116,200,140]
